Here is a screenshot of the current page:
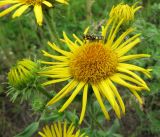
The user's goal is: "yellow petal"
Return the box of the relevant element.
[58,121,62,137]
[47,41,72,57]
[67,123,74,134]
[69,127,76,136]
[59,82,85,112]
[34,4,43,26]
[83,26,90,35]
[75,130,81,137]
[110,74,143,91]
[67,123,75,135]
[117,73,148,90]
[112,28,134,49]
[117,66,148,86]
[73,34,83,45]
[117,38,141,57]
[39,60,68,65]
[107,19,124,46]
[56,0,69,5]
[107,20,116,42]
[12,4,30,18]
[38,132,47,137]
[99,81,121,118]
[133,6,142,13]
[130,89,143,104]
[0,0,18,6]
[51,125,56,137]
[101,18,113,37]
[119,63,151,78]
[116,33,141,51]
[42,77,69,86]
[108,79,125,114]
[47,80,78,106]
[43,1,53,7]
[63,31,78,51]
[63,121,67,137]
[79,84,88,124]
[119,54,150,62]
[0,3,22,17]
[42,50,69,61]
[99,81,115,108]
[13,68,20,85]
[132,2,139,8]
[54,123,60,137]
[43,127,49,136]
[45,125,53,136]
[39,68,69,75]
[91,84,110,120]
[43,74,70,78]
[79,133,86,137]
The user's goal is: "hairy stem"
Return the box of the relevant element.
[37,85,53,99]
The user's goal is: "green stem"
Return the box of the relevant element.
[88,89,104,131]
[88,108,105,131]
[18,19,28,51]
[43,12,59,43]
[37,85,53,99]
[86,0,95,23]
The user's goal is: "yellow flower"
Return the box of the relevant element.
[38,121,87,137]
[0,0,68,26]
[40,18,151,124]
[8,59,38,89]
[109,2,142,23]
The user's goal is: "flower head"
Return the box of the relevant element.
[40,18,151,124]
[109,2,142,23]
[0,0,69,26]
[8,59,38,89]
[38,121,87,137]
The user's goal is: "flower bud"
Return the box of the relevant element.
[8,59,38,89]
[109,3,142,24]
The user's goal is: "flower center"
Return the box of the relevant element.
[69,42,118,83]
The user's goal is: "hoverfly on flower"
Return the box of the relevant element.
[83,34,104,43]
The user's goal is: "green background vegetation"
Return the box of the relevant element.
[0,0,160,137]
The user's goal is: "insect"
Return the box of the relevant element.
[83,34,104,42]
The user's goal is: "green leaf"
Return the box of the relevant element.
[65,110,79,124]
[40,110,63,122]
[147,111,160,134]
[105,119,120,136]
[14,122,39,137]
[113,134,124,137]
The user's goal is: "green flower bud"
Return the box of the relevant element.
[31,96,45,112]
[8,59,38,89]
[109,3,142,24]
